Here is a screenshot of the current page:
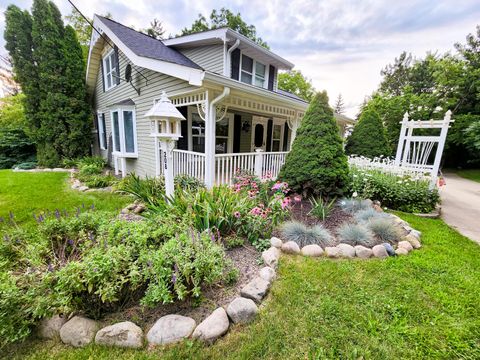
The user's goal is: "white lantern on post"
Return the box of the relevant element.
[145,91,185,197]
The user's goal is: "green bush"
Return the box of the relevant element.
[350,167,440,213]
[77,156,107,169]
[0,128,36,169]
[279,91,349,197]
[82,174,117,188]
[115,173,165,207]
[345,108,390,158]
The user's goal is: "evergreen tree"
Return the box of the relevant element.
[334,93,345,114]
[345,108,390,158]
[278,91,349,197]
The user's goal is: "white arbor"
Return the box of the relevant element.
[394,110,453,188]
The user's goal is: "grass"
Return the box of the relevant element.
[6,213,480,359]
[455,169,480,183]
[0,170,130,229]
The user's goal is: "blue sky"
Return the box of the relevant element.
[1,0,479,116]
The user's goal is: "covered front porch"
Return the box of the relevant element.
[152,87,306,187]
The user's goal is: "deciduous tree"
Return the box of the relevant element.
[277,70,315,102]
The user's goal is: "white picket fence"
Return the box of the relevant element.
[169,149,289,185]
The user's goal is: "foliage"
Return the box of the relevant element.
[5,0,91,167]
[114,173,165,207]
[334,93,345,114]
[175,174,206,192]
[0,128,36,169]
[14,161,37,170]
[279,91,350,197]
[277,70,315,102]
[142,18,165,39]
[366,217,402,244]
[338,198,372,214]
[354,208,387,223]
[280,221,333,248]
[445,114,480,167]
[308,197,336,221]
[180,7,269,49]
[350,167,440,213]
[0,94,28,130]
[345,108,390,158]
[337,223,376,247]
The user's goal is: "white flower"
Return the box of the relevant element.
[352,191,358,198]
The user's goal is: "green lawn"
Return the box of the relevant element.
[0,170,129,229]
[455,169,480,183]
[7,213,480,359]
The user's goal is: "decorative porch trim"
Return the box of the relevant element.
[225,95,297,121]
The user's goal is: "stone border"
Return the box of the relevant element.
[13,167,72,173]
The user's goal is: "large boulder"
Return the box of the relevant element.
[95,321,143,349]
[258,266,276,283]
[240,277,271,303]
[38,315,67,339]
[325,247,340,258]
[192,308,229,343]
[270,237,283,248]
[147,314,196,346]
[60,316,98,347]
[336,243,355,258]
[281,241,301,255]
[301,244,324,257]
[372,245,388,259]
[262,247,280,269]
[226,297,259,324]
[354,245,373,259]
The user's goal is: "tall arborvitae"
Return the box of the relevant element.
[345,108,390,158]
[4,0,91,167]
[278,91,350,197]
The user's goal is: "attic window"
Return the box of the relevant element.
[103,49,118,91]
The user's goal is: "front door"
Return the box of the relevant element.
[251,116,267,151]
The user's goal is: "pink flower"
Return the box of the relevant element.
[294,195,302,203]
[234,211,241,218]
[281,197,291,209]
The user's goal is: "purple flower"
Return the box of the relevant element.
[47,263,54,272]
[9,211,14,220]
[54,209,61,219]
[90,204,95,210]
[67,239,74,246]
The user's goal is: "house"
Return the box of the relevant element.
[86,15,353,188]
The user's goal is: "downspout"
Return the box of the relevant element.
[205,87,230,188]
[224,39,240,77]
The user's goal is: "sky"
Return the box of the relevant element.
[0,0,479,117]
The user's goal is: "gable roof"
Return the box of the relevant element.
[96,16,201,70]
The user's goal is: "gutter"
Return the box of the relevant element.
[224,39,240,77]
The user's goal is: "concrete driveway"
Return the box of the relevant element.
[440,173,480,245]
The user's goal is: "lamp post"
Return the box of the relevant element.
[145,91,185,197]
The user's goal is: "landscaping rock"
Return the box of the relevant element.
[226,297,258,324]
[354,245,373,259]
[373,204,383,212]
[147,314,196,346]
[395,247,409,256]
[38,315,67,339]
[118,213,144,222]
[262,247,280,269]
[372,245,388,259]
[133,204,146,214]
[301,244,324,257]
[270,236,283,248]
[240,277,270,303]
[397,240,413,252]
[410,229,422,239]
[192,308,229,343]
[258,266,276,283]
[126,203,136,210]
[325,246,340,258]
[60,316,98,347]
[281,241,301,255]
[78,185,89,192]
[95,321,143,349]
[336,243,356,258]
[383,243,396,256]
[405,234,422,249]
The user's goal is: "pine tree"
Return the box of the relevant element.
[278,91,350,197]
[334,93,345,114]
[345,108,390,158]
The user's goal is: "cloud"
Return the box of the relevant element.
[0,0,479,116]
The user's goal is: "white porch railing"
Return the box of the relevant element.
[215,152,257,184]
[172,149,206,180]
[262,152,288,179]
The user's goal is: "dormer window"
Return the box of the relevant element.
[240,54,267,88]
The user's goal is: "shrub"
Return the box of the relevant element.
[367,218,401,243]
[280,221,334,248]
[308,197,336,221]
[337,223,376,247]
[82,174,117,188]
[354,208,388,223]
[350,167,440,213]
[115,173,165,207]
[78,163,103,176]
[77,156,107,169]
[345,108,390,158]
[338,198,372,213]
[0,128,36,169]
[278,91,350,197]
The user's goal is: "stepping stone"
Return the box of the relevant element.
[325,246,340,258]
[147,314,196,346]
[337,243,355,258]
[258,266,276,283]
[240,276,270,303]
[281,241,301,254]
[95,321,143,348]
[38,315,67,339]
[372,245,388,259]
[60,316,98,347]
[270,237,283,248]
[192,308,229,343]
[226,297,258,324]
[262,247,280,269]
[301,244,324,257]
[354,245,373,259]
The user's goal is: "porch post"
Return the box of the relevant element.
[254,149,264,178]
[204,92,216,189]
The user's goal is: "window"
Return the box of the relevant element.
[271,122,283,152]
[239,53,267,88]
[191,112,205,153]
[103,49,118,91]
[111,107,137,157]
[215,117,229,154]
[97,112,107,150]
[188,108,232,153]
